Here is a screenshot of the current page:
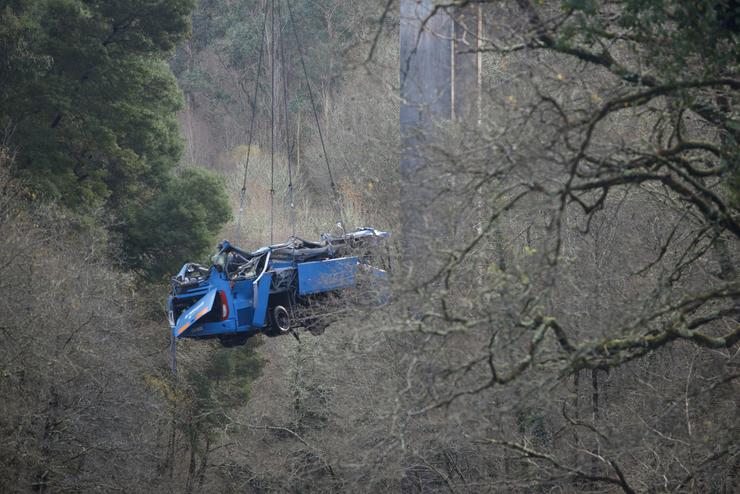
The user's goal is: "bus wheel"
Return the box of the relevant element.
[271,305,291,334]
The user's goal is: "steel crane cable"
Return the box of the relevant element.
[236,0,269,245]
[285,0,347,232]
[277,0,296,239]
[237,0,347,244]
[270,0,276,245]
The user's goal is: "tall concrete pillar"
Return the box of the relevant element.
[400,1,480,275]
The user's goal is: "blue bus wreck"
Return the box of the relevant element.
[168,227,390,346]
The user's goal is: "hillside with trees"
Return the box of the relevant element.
[1,0,738,492]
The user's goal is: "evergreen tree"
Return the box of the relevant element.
[0,0,231,277]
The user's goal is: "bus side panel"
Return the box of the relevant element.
[297,257,359,295]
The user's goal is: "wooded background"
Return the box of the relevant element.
[1,0,738,492]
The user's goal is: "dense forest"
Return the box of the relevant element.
[0,0,738,492]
